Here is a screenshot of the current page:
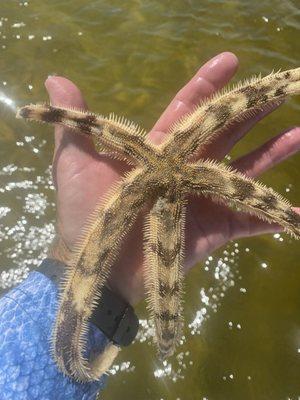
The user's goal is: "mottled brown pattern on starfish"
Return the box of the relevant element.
[16,67,300,381]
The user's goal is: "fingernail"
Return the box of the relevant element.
[210,54,224,67]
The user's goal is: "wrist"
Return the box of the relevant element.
[48,234,72,264]
[49,228,143,305]
[37,258,139,347]
[106,277,143,307]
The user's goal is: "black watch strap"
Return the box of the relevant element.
[37,258,139,347]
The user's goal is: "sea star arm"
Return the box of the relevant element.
[53,168,149,382]
[184,161,300,239]
[164,67,300,159]
[144,193,185,358]
[16,104,157,166]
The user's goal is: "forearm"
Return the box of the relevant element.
[0,269,108,400]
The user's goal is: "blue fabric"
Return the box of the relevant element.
[0,271,107,400]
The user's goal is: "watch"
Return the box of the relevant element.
[37,258,139,346]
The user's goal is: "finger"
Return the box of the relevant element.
[232,207,300,239]
[231,127,300,177]
[201,101,282,160]
[230,127,300,239]
[149,52,239,144]
[45,76,95,156]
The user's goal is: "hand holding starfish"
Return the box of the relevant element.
[18,51,300,381]
[45,52,300,306]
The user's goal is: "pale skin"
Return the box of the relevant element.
[47,51,300,305]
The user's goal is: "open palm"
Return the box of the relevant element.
[47,52,300,305]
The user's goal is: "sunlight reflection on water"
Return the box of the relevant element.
[0,0,299,398]
[0,164,55,289]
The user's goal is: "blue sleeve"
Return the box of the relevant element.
[0,271,108,400]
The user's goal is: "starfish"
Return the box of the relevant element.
[17,67,300,382]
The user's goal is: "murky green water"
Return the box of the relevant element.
[0,1,299,399]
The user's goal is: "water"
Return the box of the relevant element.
[0,1,299,398]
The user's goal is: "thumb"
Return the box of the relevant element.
[45,75,95,155]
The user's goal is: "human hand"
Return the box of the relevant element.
[46,52,300,305]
